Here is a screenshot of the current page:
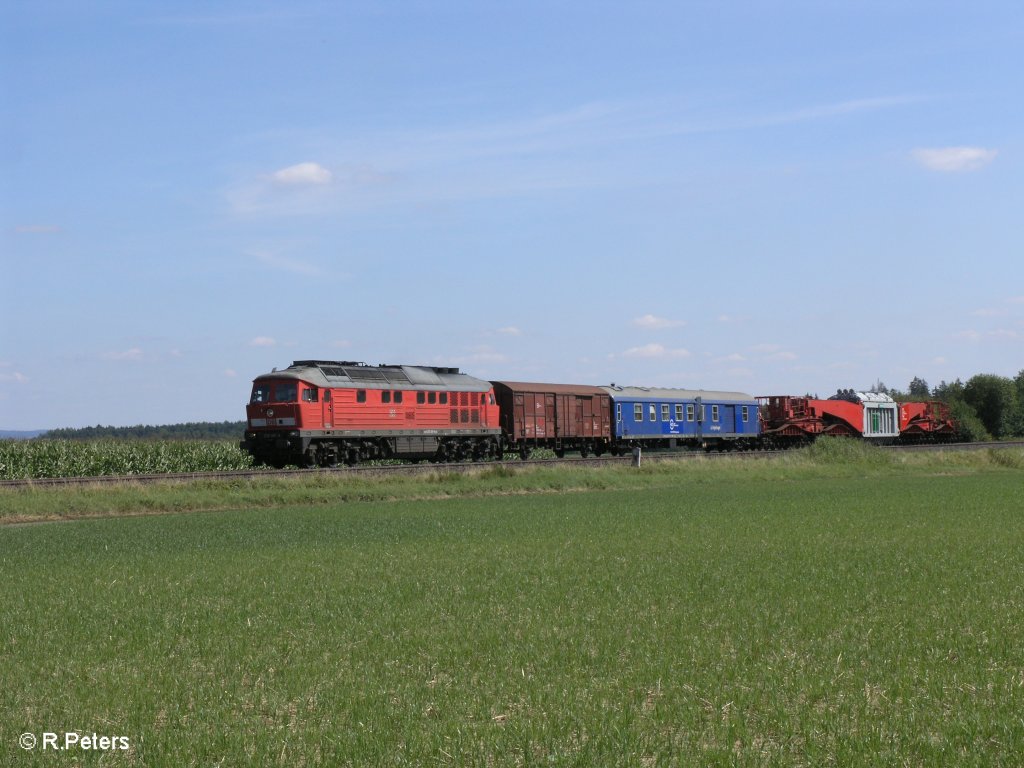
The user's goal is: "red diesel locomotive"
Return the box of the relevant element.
[241,360,502,467]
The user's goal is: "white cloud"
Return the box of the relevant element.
[912,146,997,172]
[953,329,1019,342]
[0,371,29,383]
[271,162,333,186]
[623,343,690,359]
[224,368,237,377]
[102,348,145,361]
[496,326,522,336]
[632,314,685,330]
[249,336,277,347]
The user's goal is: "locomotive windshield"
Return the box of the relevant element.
[274,383,298,402]
[250,381,298,403]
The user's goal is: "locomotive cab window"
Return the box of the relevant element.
[302,387,318,403]
[356,390,366,403]
[251,384,271,404]
[394,391,403,404]
[382,391,391,404]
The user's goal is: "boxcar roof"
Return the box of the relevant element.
[491,381,610,397]
[254,361,492,391]
[600,385,757,402]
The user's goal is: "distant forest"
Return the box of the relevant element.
[41,421,247,441]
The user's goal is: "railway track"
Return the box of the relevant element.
[2,441,1022,491]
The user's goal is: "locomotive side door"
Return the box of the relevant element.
[323,389,333,429]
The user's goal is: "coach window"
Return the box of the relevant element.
[616,404,622,421]
[302,387,318,403]
[649,405,656,422]
[675,404,683,421]
[633,403,643,421]
[741,406,748,422]
[712,405,720,422]
[357,390,366,403]
[686,404,695,421]
[661,404,670,421]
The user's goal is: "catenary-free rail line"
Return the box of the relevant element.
[3,441,1020,490]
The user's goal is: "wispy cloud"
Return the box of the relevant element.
[623,343,690,359]
[249,336,277,347]
[102,348,145,361]
[0,371,29,383]
[953,329,1020,342]
[226,93,919,217]
[912,146,997,172]
[271,162,333,186]
[632,314,685,330]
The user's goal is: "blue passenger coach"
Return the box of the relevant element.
[601,386,761,450]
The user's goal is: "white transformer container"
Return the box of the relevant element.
[855,391,899,440]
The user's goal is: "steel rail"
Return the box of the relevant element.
[2,441,1022,490]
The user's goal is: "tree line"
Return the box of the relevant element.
[872,372,1024,442]
[41,421,247,442]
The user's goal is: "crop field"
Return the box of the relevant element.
[0,439,254,480]
[2,445,1024,766]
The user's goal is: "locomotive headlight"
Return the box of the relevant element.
[267,408,275,417]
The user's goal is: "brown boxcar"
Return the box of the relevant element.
[491,381,612,458]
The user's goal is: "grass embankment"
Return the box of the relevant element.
[2,442,1024,766]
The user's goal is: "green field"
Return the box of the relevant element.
[2,446,1024,766]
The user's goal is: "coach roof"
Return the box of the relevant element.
[600,385,757,402]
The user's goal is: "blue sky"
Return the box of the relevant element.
[2,1,1022,430]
